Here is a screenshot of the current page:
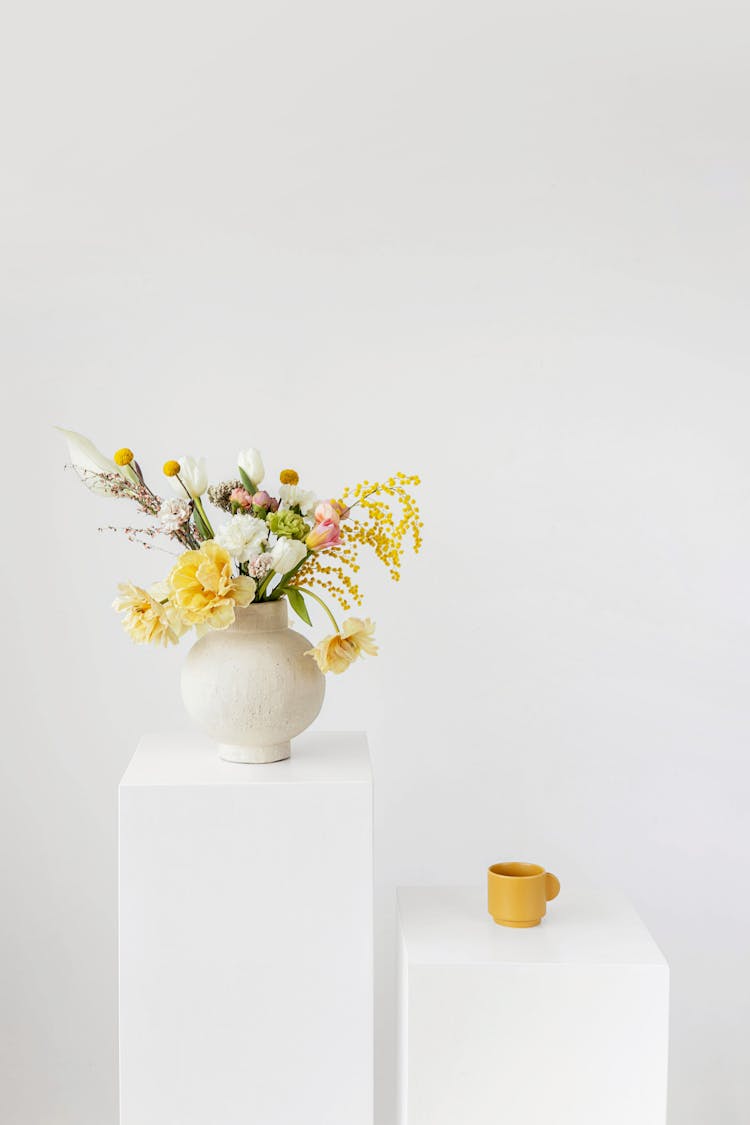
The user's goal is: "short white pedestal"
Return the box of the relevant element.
[119,732,373,1125]
[397,886,669,1125]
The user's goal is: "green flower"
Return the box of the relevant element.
[267,509,310,540]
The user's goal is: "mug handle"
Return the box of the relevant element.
[545,873,561,902]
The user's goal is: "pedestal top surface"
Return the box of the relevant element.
[120,730,370,788]
[397,885,667,967]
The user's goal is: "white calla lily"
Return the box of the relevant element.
[237,447,265,489]
[55,427,127,495]
[170,456,208,499]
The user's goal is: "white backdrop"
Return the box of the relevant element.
[2,2,749,1122]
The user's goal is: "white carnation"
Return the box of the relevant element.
[279,483,317,516]
[214,513,269,563]
[158,498,191,533]
[247,553,274,580]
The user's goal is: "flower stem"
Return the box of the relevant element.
[193,496,215,538]
[343,485,380,515]
[192,505,212,541]
[293,586,340,632]
[256,571,275,600]
[269,552,311,600]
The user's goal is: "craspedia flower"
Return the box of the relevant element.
[163,460,181,477]
[114,447,134,466]
[280,469,299,486]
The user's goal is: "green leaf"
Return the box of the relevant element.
[286,587,312,627]
[193,507,213,540]
[238,466,255,493]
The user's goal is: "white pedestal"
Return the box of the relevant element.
[119,732,373,1125]
[397,885,669,1125]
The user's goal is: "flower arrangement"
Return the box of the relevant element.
[58,429,422,674]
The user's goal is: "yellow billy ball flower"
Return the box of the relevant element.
[163,460,181,477]
[114,447,134,466]
[280,468,299,485]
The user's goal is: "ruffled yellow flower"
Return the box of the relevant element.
[307,617,378,674]
[163,460,181,477]
[280,468,299,485]
[113,582,186,646]
[169,540,256,628]
[114,447,134,466]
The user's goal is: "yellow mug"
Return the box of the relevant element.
[487,861,561,928]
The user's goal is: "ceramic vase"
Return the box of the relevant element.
[180,599,325,763]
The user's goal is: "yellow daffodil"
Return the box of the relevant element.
[169,541,255,628]
[307,617,377,674]
[113,582,186,646]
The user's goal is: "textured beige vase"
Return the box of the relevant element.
[180,599,325,763]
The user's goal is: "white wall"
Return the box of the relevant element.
[2,2,749,1122]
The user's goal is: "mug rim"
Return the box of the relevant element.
[488,861,545,879]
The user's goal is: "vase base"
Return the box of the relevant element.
[218,741,291,764]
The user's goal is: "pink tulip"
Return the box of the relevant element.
[306,519,341,551]
[330,499,351,520]
[315,500,341,524]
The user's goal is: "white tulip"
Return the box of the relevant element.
[170,455,208,499]
[269,537,308,575]
[237,447,265,488]
[56,427,127,495]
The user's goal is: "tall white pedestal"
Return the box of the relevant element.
[397,885,669,1125]
[119,732,373,1125]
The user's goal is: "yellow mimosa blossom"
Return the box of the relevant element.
[114,447,134,466]
[163,460,181,477]
[295,473,421,611]
[169,540,256,628]
[279,468,299,485]
[307,617,378,674]
[113,582,186,646]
